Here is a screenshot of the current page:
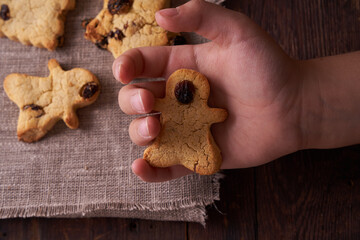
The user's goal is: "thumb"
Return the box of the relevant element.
[156,0,256,45]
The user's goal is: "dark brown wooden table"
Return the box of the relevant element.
[1,0,359,239]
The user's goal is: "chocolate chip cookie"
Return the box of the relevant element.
[84,0,173,58]
[0,0,76,50]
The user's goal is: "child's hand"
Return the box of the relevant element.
[115,0,360,182]
[112,0,304,182]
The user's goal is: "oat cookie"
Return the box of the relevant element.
[0,0,76,50]
[143,69,228,175]
[84,0,173,58]
[3,59,100,142]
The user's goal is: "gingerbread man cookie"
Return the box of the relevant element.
[3,59,100,142]
[143,69,228,175]
[0,0,76,50]
[84,0,175,58]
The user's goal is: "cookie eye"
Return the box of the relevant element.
[80,82,99,99]
[174,80,195,104]
[0,4,10,21]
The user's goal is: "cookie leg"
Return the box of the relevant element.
[63,110,79,129]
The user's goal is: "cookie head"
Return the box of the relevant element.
[70,69,101,106]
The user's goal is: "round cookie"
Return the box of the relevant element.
[84,0,174,58]
[0,0,76,50]
[144,69,228,175]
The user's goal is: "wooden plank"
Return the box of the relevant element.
[256,147,360,239]
[187,169,256,240]
[0,218,186,240]
[248,0,360,239]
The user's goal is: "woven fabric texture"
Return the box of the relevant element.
[0,0,224,225]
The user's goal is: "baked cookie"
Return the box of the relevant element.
[3,59,100,142]
[0,0,76,50]
[143,69,228,175]
[84,0,173,58]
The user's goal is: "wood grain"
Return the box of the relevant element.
[240,0,360,239]
[256,147,360,240]
[0,218,186,240]
[188,169,256,240]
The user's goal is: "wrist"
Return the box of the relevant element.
[297,60,324,149]
[298,52,360,149]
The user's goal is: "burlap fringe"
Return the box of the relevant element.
[0,173,225,226]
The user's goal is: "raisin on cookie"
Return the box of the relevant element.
[3,59,100,143]
[143,69,228,175]
[0,0,75,50]
[84,0,174,58]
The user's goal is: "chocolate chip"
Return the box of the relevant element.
[114,29,125,40]
[108,0,133,15]
[174,80,195,104]
[0,4,10,21]
[23,104,45,118]
[108,28,125,41]
[81,18,93,29]
[172,35,187,46]
[108,31,115,38]
[95,37,108,50]
[81,82,99,99]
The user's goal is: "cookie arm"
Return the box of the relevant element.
[47,59,62,72]
[209,108,228,124]
[153,98,167,113]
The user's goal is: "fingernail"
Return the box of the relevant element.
[158,8,179,17]
[130,90,146,113]
[138,118,151,139]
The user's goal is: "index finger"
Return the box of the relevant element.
[112,45,200,84]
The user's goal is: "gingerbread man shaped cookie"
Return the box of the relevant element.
[0,0,76,50]
[144,69,228,175]
[3,59,100,142]
[84,0,173,58]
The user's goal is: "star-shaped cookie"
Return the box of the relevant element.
[0,0,76,50]
[143,69,228,175]
[3,59,100,142]
[84,0,172,58]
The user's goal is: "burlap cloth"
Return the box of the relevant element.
[0,0,224,225]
